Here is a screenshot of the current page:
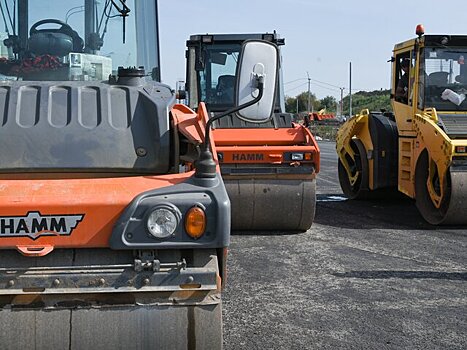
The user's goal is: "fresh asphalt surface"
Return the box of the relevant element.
[223,140,467,350]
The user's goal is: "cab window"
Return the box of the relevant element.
[394,52,415,105]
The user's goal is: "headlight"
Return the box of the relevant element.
[291,153,304,161]
[147,207,179,238]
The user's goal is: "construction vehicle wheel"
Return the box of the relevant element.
[227,177,316,232]
[338,139,369,199]
[415,150,450,224]
[414,150,467,225]
[0,302,223,349]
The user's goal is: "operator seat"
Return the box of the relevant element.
[216,75,235,104]
[428,71,448,86]
[425,71,450,105]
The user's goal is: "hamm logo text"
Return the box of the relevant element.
[232,153,264,161]
[0,212,84,240]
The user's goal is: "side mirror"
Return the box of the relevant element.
[235,40,279,122]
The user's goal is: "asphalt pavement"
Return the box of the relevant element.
[223,140,467,350]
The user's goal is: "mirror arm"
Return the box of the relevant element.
[195,77,264,178]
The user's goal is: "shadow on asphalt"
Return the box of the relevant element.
[231,193,467,233]
[332,270,467,281]
[231,230,303,236]
[314,193,439,230]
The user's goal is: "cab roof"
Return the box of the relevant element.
[394,34,467,52]
[187,33,285,46]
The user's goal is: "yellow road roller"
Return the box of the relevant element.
[336,25,467,224]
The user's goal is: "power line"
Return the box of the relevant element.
[284,78,307,85]
[285,76,380,93]
[286,82,340,95]
[286,82,341,95]
[285,77,343,89]
[311,78,343,90]
[285,82,308,94]
[285,80,384,96]
[311,81,341,92]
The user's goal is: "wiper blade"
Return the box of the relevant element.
[110,0,130,43]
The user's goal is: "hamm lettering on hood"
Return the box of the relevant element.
[232,153,264,161]
[0,212,84,240]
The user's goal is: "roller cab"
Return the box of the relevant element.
[336,26,467,225]
[184,33,320,231]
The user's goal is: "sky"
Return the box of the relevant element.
[158,0,467,101]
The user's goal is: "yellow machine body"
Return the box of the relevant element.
[336,32,467,224]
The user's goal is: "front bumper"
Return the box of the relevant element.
[0,248,220,306]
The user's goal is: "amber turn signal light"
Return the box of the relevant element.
[185,206,206,239]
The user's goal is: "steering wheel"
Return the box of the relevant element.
[30,19,74,37]
[29,19,84,54]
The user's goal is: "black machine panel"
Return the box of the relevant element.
[0,81,173,173]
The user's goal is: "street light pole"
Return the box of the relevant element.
[339,87,344,117]
[349,62,352,117]
[306,72,311,113]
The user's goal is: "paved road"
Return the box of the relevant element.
[223,140,467,350]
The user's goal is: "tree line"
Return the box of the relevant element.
[285,89,392,116]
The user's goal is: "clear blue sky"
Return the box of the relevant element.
[158,0,467,100]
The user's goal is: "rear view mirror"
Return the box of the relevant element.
[235,40,279,122]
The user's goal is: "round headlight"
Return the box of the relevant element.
[147,207,179,238]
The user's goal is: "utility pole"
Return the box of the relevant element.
[349,62,353,117]
[339,87,344,117]
[306,72,311,113]
[296,96,299,114]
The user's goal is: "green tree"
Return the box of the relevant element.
[285,91,318,114]
[287,89,391,117]
[316,96,338,113]
[342,89,391,116]
[286,93,341,114]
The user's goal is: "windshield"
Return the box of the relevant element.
[422,47,467,111]
[197,44,240,107]
[0,0,159,81]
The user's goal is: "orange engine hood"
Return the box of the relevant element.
[0,173,189,254]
